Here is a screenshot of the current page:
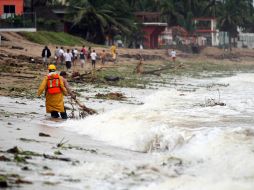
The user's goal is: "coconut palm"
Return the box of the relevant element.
[66,0,134,43]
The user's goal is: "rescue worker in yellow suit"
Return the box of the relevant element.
[38,64,68,119]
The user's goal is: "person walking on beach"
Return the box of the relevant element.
[72,48,79,67]
[37,64,68,119]
[170,48,176,62]
[90,50,97,69]
[79,50,85,68]
[100,49,106,65]
[54,46,60,65]
[136,54,144,75]
[110,43,117,64]
[63,49,73,70]
[81,45,86,56]
[41,46,51,67]
[59,47,65,66]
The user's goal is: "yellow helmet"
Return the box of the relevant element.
[48,64,56,71]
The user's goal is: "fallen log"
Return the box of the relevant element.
[143,63,185,75]
[78,67,103,77]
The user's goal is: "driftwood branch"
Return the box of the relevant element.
[68,96,97,119]
[143,63,185,75]
[73,98,97,115]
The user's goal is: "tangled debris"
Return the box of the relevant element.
[0,173,33,188]
[204,98,226,107]
[198,89,226,107]
[70,69,103,83]
[68,97,97,119]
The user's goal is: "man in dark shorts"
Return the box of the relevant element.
[63,49,73,70]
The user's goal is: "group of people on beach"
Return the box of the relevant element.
[41,44,118,71]
[39,44,177,120]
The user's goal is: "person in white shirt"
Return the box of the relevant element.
[59,47,65,65]
[90,50,97,69]
[170,49,176,62]
[72,48,79,67]
[54,46,60,64]
[63,49,73,70]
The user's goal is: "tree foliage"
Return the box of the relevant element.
[66,0,134,43]
[38,0,254,45]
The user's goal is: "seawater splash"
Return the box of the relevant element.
[62,90,188,152]
[60,73,254,190]
[138,127,254,190]
[62,73,254,153]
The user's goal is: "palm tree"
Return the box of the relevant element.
[160,0,179,25]
[66,0,134,44]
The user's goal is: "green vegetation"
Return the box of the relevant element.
[0,175,7,182]
[20,31,93,46]
[32,0,254,48]
[14,155,27,163]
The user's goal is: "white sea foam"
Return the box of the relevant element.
[62,73,254,152]
[61,73,254,190]
[137,127,254,190]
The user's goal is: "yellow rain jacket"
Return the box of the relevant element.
[110,45,116,58]
[37,72,67,113]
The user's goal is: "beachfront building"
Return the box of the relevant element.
[0,0,36,32]
[159,26,193,48]
[0,0,24,18]
[135,12,167,49]
[193,17,219,46]
[159,17,220,48]
[236,30,254,49]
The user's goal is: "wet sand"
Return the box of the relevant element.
[0,96,150,189]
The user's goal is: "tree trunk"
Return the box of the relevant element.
[229,32,232,52]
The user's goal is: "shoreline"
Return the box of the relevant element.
[1,71,254,189]
[1,32,254,189]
